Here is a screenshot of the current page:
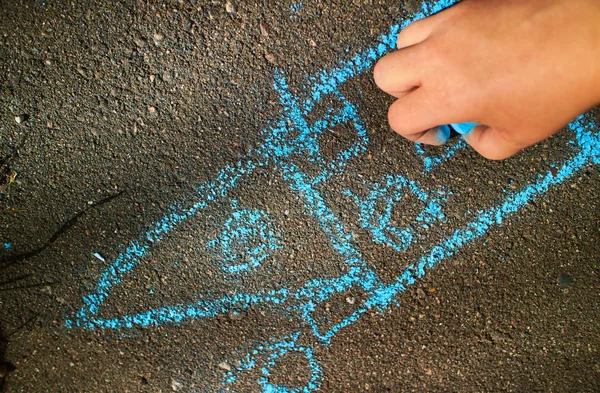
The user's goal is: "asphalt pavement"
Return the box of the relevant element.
[0,0,599,392]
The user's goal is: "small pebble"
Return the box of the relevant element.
[162,70,173,82]
[218,362,232,371]
[153,32,164,44]
[346,296,355,305]
[225,1,235,13]
[170,379,183,391]
[259,22,269,37]
[15,114,27,124]
[265,53,276,63]
[148,106,157,114]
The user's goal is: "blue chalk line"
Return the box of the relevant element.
[207,206,282,274]
[65,0,599,391]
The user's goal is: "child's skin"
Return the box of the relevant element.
[374,0,600,160]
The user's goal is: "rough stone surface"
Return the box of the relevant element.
[0,1,598,392]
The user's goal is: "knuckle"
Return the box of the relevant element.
[425,38,450,62]
[430,83,453,108]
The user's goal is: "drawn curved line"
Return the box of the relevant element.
[69,1,599,345]
[218,117,599,391]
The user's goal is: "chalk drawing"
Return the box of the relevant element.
[344,174,447,252]
[291,3,303,13]
[207,202,282,274]
[221,332,322,393]
[66,0,599,391]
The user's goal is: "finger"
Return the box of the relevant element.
[397,20,432,49]
[403,125,452,146]
[374,45,424,98]
[462,125,523,160]
[397,17,439,49]
[387,87,452,137]
[397,3,458,48]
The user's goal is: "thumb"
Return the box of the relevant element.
[463,125,523,160]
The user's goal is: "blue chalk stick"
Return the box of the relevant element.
[437,125,452,144]
[450,122,479,135]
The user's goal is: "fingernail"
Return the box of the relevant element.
[436,125,451,144]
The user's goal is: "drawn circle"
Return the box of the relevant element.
[258,346,322,393]
[207,209,282,274]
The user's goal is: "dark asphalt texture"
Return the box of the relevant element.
[1,0,599,392]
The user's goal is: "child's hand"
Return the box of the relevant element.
[374,0,600,159]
